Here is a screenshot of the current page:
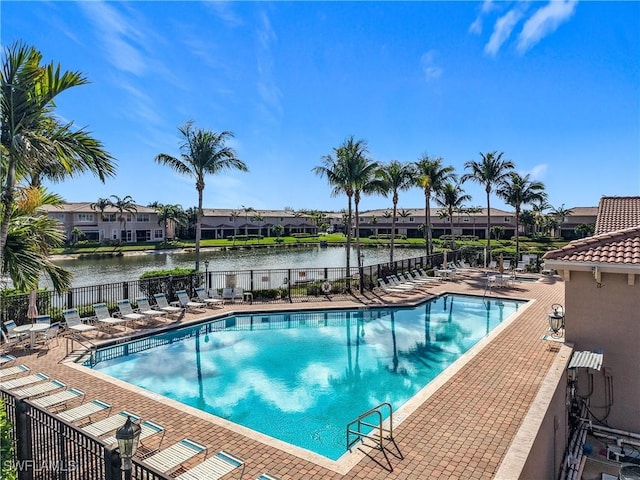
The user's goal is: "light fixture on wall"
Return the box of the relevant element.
[592,266,603,287]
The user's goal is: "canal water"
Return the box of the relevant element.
[50,245,424,288]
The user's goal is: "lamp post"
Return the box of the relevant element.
[115,416,141,480]
[359,252,365,294]
[204,259,210,292]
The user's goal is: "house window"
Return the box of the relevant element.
[409,217,414,222]
[463,217,470,222]
[229,217,235,222]
[126,214,133,222]
[154,229,163,239]
[137,214,150,222]
[77,213,94,222]
[51,213,65,220]
[504,217,510,222]
[104,213,117,222]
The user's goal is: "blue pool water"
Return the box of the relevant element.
[88,294,523,460]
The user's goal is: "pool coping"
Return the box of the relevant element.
[65,292,534,475]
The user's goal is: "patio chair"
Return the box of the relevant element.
[487,260,498,270]
[256,474,282,480]
[35,321,60,349]
[194,287,224,309]
[3,372,50,390]
[135,297,168,321]
[93,303,128,331]
[413,269,444,283]
[57,399,112,425]
[387,275,418,290]
[63,308,98,335]
[3,320,28,343]
[31,387,85,411]
[401,271,434,286]
[0,364,29,379]
[377,278,410,296]
[153,293,183,315]
[82,411,141,438]
[34,314,51,325]
[10,379,66,399]
[116,299,147,324]
[0,354,16,366]
[175,450,245,480]
[175,290,207,312]
[101,418,165,456]
[514,261,527,273]
[143,438,207,475]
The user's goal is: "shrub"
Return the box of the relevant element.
[0,400,16,480]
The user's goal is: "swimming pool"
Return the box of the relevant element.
[87,294,524,460]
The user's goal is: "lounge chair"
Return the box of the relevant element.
[413,269,444,283]
[101,419,165,455]
[0,354,16,366]
[2,372,50,390]
[57,399,112,425]
[194,287,224,309]
[387,275,418,290]
[135,297,168,321]
[34,314,51,325]
[31,387,84,410]
[401,271,433,285]
[93,303,128,331]
[257,474,282,480]
[0,364,29,379]
[153,293,183,315]
[143,438,207,475]
[175,290,207,312]
[487,260,498,270]
[222,287,244,303]
[82,411,140,438]
[63,309,98,335]
[502,259,512,270]
[10,379,66,399]
[377,278,410,296]
[116,299,147,323]
[175,450,245,480]
[514,261,527,273]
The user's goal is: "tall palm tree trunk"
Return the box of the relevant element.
[486,190,492,267]
[354,195,363,294]
[426,194,433,259]
[195,187,203,271]
[515,207,521,261]
[345,195,353,291]
[0,162,17,272]
[391,197,398,263]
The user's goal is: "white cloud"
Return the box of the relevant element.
[469,0,497,34]
[255,11,282,122]
[484,8,524,56]
[203,2,243,28]
[420,50,443,81]
[528,164,549,180]
[517,0,578,53]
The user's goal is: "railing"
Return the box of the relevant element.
[0,390,170,480]
[1,251,460,326]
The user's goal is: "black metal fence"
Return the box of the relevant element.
[0,390,170,480]
[1,251,457,326]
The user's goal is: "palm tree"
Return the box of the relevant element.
[550,204,573,239]
[108,195,137,242]
[376,161,415,263]
[251,211,264,241]
[496,172,546,261]
[3,186,72,293]
[241,205,255,243]
[230,210,240,245]
[414,155,456,258]
[461,151,514,265]
[313,136,376,289]
[154,203,188,241]
[531,198,551,236]
[434,183,471,249]
[0,41,116,271]
[155,121,248,270]
[91,197,111,223]
[519,209,536,236]
[466,205,483,239]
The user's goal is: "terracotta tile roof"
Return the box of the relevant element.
[543,225,640,265]
[595,196,640,234]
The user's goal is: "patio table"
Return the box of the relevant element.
[13,323,49,349]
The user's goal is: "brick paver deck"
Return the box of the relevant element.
[2,271,564,479]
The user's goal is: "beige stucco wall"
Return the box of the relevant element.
[564,270,640,432]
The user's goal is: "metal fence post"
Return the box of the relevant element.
[104,445,121,480]
[15,399,33,480]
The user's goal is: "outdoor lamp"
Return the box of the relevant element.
[115,416,141,477]
[204,260,210,290]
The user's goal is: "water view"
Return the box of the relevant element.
[50,246,424,288]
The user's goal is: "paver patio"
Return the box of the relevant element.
[2,270,564,479]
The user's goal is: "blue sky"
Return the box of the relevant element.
[3,1,639,213]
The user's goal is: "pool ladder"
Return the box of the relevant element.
[346,402,403,471]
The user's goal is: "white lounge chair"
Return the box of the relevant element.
[82,411,140,438]
[257,474,282,480]
[135,297,168,321]
[0,364,29,379]
[3,372,50,390]
[143,438,207,475]
[31,387,84,410]
[63,309,98,335]
[57,399,112,424]
[116,299,147,323]
[175,290,207,312]
[10,379,66,398]
[0,354,16,366]
[153,293,183,315]
[93,303,128,331]
[194,287,224,309]
[101,419,165,455]
[176,450,245,480]
[377,278,410,296]
[514,261,527,273]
